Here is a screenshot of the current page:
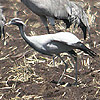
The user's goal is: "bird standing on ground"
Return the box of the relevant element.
[21,0,90,40]
[7,18,97,85]
[0,5,5,41]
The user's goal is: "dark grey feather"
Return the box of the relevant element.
[72,42,97,58]
[21,0,89,39]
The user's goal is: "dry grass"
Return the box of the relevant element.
[0,0,100,99]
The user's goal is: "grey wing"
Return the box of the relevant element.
[72,2,90,29]
[48,0,71,19]
[42,33,80,54]
[50,0,82,19]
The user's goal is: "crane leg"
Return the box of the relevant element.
[57,54,68,85]
[52,56,55,67]
[0,26,5,44]
[68,50,78,85]
[0,26,1,38]
[40,16,50,34]
[73,56,78,85]
[47,17,57,33]
[57,51,78,86]
[2,26,5,43]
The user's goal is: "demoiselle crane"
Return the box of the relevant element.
[7,18,97,85]
[0,5,5,41]
[21,0,90,40]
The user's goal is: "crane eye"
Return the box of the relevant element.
[12,20,16,23]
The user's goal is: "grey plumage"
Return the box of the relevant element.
[21,0,90,40]
[7,18,96,85]
[0,5,5,40]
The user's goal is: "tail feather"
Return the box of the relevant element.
[79,22,87,40]
[83,47,97,58]
[73,42,97,58]
[63,19,72,29]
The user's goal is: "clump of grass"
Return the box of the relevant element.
[9,62,34,82]
[86,4,97,27]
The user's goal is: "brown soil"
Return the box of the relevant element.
[0,0,100,100]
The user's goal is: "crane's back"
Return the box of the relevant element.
[21,0,70,18]
[27,32,80,46]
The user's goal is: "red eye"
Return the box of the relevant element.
[12,20,16,22]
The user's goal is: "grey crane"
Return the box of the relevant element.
[21,0,90,40]
[0,5,5,41]
[7,18,96,85]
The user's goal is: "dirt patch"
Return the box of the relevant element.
[0,0,100,99]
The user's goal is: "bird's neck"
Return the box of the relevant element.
[18,25,39,51]
[18,25,28,42]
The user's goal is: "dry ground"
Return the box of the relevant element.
[0,0,100,100]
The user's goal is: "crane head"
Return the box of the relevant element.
[7,18,26,27]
